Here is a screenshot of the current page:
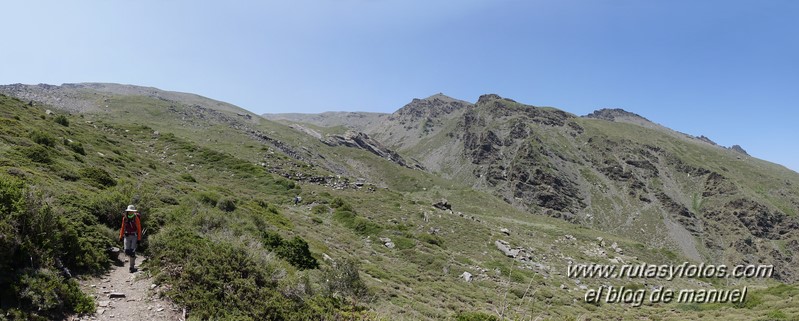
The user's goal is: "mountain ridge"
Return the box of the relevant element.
[2,82,799,320]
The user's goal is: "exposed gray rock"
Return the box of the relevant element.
[495,240,520,258]
[379,237,395,249]
[460,271,472,282]
[322,131,423,170]
[610,242,623,254]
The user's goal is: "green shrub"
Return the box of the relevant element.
[350,217,382,236]
[333,209,356,225]
[57,169,80,181]
[54,115,69,126]
[276,237,319,270]
[81,182,156,229]
[17,269,95,315]
[332,209,381,236]
[159,195,179,205]
[0,176,102,318]
[331,197,352,212]
[419,233,444,247]
[23,146,51,163]
[179,173,196,182]
[148,226,344,319]
[262,231,319,270]
[67,141,85,155]
[80,167,116,188]
[217,197,237,212]
[197,191,219,206]
[321,258,368,299]
[392,236,415,250]
[311,204,329,215]
[30,130,55,147]
[454,311,498,321]
[83,188,128,226]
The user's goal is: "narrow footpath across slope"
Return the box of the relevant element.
[68,253,183,321]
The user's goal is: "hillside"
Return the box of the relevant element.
[268,93,799,283]
[1,83,798,320]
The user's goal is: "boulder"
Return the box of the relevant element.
[460,271,472,282]
[495,240,520,258]
[379,237,395,249]
[433,199,451,210]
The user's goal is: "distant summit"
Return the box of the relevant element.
[730,144,749,156]
[476,93,517,105]
[584,108,651,123]
[393,93,471,121]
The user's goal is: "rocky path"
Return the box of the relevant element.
[68,253,183,321]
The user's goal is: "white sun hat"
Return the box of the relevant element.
[126,205,137,212]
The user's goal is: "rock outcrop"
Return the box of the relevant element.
[729,144,749,156]
[584,108,651,123]
[322,131,423,170]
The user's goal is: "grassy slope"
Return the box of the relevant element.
[2,91,798,320]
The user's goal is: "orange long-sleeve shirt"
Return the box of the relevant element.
[119,214,142,241]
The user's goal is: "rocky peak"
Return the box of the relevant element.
[584,108,651,122]
[476,94,517,106]
[393,93,471,121]
[729,145,749,156]
[696,135,718,146]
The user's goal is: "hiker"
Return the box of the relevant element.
[119,205,142,273]
[294,195,302,205]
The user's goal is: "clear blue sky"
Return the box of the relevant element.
[2,1,797,172]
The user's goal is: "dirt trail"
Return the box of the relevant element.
[68,253,183,321]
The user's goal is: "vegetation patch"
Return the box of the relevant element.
[80,167,116,188]
[262,231,319,270]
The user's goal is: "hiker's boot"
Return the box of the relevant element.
[129,254,136,273]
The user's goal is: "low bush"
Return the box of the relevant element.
[392,236,415,250]
[54,115,69,127]
[311,204,329,215]
[148,226,354,319]
[418,233,444,247]
[331,197,352,211]
[30,130,55,147]
[80,167,116,188]
[321,258,368,299]
[217,197,237,212]
[23,146,52,164]
[0,176,104,319]
[332,209,382,236]
[262,231,319,270]
[179,173,196,182]
[71,142,86,156]
[197,191,219,207]
[454,311,498,321]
